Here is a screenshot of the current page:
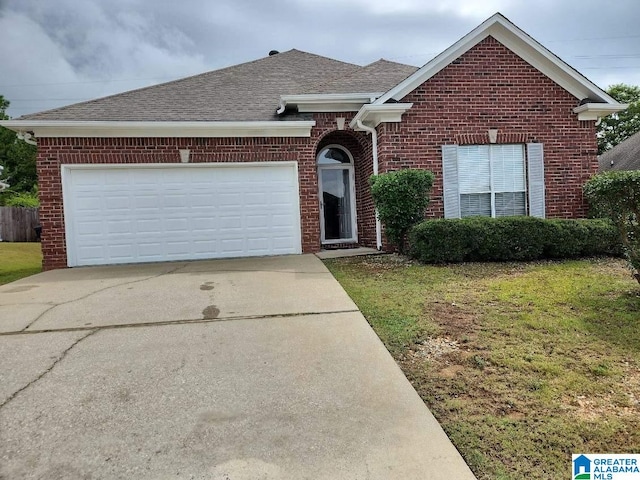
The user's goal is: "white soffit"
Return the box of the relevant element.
[349,103,414,129]
[573,103,629,120]
[278,93,382,113]
[375,13,621,107]
[0,120,317,138]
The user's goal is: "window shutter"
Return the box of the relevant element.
[527,143,545,218]
[442,145,460,219]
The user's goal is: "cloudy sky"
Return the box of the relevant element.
[1,0,639,118]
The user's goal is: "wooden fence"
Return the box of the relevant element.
[0,207,40,242]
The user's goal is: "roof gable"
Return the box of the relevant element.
[375,13,618,106]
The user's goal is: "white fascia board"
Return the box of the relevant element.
[297,103,363,113]
[0,120,316,138]
[375,13,621,106]
[279,93,382,113]
[349,103,413,130]
[573,103,629,121]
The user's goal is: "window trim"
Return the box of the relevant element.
[443,143,544,220]
[458,143,527,218]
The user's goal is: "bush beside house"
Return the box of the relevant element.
[409,217,621,263]
[584,170,640,283]
[370,169,434,253]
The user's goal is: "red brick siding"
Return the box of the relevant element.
[36,114,373,270]
[378,36,598,220]
[36,37,599,269]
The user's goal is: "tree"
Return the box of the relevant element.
[369,169,434,253]
[0,96,8,120]
[584,171,640,284]
[597,84,640,154]
[0,95,38,204]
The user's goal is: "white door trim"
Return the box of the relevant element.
[316,145,358,244]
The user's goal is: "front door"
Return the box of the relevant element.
[317,145,358,244]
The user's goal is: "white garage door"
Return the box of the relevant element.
[62,163,301,267]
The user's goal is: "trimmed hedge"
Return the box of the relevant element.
[408,217,622,263]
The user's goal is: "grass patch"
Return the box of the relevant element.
[325,255,640,480]
[0,242,42,285]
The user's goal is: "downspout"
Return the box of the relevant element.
[17,131,37,146]
[356,120,382,250]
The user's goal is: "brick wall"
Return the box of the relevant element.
[36,37,599,269]
[378,36,598,220]
[36,114,371,269]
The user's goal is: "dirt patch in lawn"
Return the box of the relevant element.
[566,367,640,421]
[428,300,480,338]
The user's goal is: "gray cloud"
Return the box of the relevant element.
[1,0,639,118]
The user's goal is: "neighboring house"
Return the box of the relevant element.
[598,130,640,171]
[0,13,626,270]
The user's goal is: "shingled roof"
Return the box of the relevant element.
[308,59,418,94]
[599,130,640,172]
[18,50,417,122]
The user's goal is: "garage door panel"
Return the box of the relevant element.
[64,164,301,266]
[189,193,216,207]
[104,170,131,185]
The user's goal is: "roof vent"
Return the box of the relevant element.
[269,50,279,56]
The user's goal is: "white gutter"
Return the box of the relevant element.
[573,103,628,121]
[356,119,382,250]
[349,103,413,129]
[0,120,316,138]
[277,93,383,114]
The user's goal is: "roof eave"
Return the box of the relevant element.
[573,103,629,121]
[0,120,317,138]
[350,103,414,130]
[278,93,383,113]
[375,13,619,105]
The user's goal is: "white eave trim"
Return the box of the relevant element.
[278,93,383,113]
[349,103,413,130]
[375,13,621,107]
[0,120,317,138]
[573,103,629,121]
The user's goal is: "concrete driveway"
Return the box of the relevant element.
[0,254,476,479]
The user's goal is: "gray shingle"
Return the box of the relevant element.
[18,51,419,122]
[308,59,418,94]
[18,50,362,122]
[599,130,640,171]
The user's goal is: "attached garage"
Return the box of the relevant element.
[61,162,301,267]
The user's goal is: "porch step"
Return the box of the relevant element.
[315,247,383,259]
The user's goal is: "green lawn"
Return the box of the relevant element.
[0,242,42,285]
[325,255,640,480]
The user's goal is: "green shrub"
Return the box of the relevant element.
[584,171,640,284]
[2,191,39,208]
[409,217,621,264]
[369,169,434,253]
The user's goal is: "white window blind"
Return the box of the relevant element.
[454,144,526,218]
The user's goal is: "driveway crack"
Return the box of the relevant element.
[0,329,97,409]
[20,262,189,332]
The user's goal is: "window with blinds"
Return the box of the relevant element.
[457,144,526,218]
